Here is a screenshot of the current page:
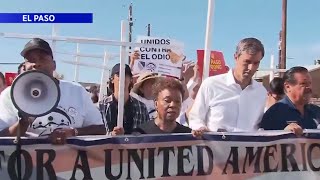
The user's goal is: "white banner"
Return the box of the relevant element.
[0,131,320,179]
[132,35,184,78]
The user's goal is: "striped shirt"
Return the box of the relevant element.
[99,95,150,134]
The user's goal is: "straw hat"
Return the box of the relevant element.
[131,72,160,94]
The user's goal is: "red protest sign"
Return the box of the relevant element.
[197,50,229,79]
[5,72,18,86]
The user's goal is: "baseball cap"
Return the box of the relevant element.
[20,38,53,58]
[111,63,133,77]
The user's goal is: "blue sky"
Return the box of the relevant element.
[0,0,319,83]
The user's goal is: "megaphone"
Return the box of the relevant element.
[10,70,60,117]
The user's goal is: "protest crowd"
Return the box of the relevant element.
[0,37,319,142]
[0,37,320,179]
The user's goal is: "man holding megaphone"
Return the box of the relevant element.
[0,38,106,144]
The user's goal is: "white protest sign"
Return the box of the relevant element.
[132,35,185,78]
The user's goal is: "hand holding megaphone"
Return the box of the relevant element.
[11,70,61,122]
[17,111,36,124]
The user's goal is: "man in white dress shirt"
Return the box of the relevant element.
[189,37,267,132]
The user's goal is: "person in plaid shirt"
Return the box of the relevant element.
[99,63,149,135]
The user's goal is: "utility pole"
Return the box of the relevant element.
[147,24,151,36]
[278,31,282,69]
[128,3,133,63]
[279,0,287,74]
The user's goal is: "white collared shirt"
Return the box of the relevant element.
[176,97,194,126]
[189,70,267,132]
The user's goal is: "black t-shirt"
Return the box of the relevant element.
[109,95,134,134]
[133,120,192,134]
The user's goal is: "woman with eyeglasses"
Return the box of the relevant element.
[132,77,205,137]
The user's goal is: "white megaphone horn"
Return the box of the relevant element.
[10,70,61,118]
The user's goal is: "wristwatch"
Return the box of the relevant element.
[70,127,79,136]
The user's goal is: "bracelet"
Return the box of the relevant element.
[74,128,79,136]
[71,127,79,136]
